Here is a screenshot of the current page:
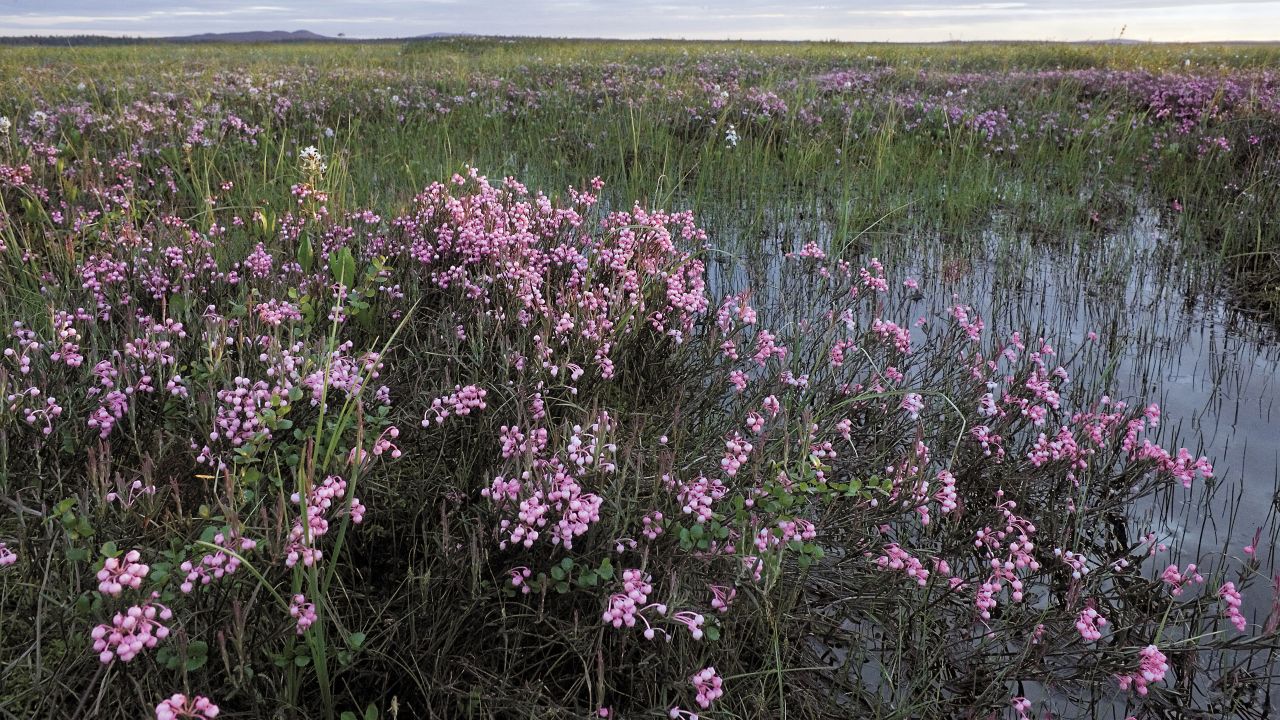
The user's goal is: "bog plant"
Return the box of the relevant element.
[0,39,1278,720]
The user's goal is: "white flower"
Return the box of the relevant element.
[298,145,326,177]
[0,116,10,136]
[724,123,739,149]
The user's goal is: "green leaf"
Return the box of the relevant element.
[150,563,170,585]
[157,645,181,670]
[346,632,367,650]
[186,639,209,670]
[550,566,565,581]
[597,558,614,580]
[299,235,315,273]
[364,704,379,720]
[99,541,119,558]
[332,247,357,289]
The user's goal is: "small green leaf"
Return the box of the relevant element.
[332,248,357,289]
[157,645,180,670]
[346,632,366,650]
[186,639,209,671]
[299,235,315,273]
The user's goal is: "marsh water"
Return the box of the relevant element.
[707,202,1280,716]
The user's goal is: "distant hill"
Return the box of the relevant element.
[1079,38,1148,45]
[171,30,332,43]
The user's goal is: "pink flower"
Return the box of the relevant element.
[289,594,317,634]
[690,666,724,709]
[155,693,220,719]
[91,598,173,663]
[97,550,149,596]
[709,585,736,613]
[1075,606,1107,642]
[1116,644,1169,696]
[1219,582,1246,632]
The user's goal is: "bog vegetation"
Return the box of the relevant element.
[0,39,1277,719]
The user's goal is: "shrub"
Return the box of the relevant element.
[0,163,1274,718]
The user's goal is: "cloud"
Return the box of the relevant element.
[0,0,1270,40]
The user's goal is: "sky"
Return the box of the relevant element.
[0,0,1274,42]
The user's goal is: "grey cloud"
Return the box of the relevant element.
[0,0,1269,40]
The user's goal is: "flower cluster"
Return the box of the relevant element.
[155,694,219,720]
[91,599,173,664]
[1115,644,1170,696]
[97,550,150,596]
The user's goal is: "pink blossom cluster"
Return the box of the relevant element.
[91,599,173,663]
[509,566,533,594]
[155,694,219,720]
[485,459,602,550]
[873,543,930,587]
[206,377,285,449]
[900,392,924,420]
[709,584,736,613]
[289,593,317,634]
[641,510,665,540]
[255,298,303,326]
[1074,606,1108,642]
[689,666,724,708]
[97,550,150,596]
[1161,562,1204,596]
[720,433,753,476]
[422,383,488,425]
[1053,547,1090,579]
[180,530,257,593]
[671,473,727,523]
[603,569,657,629]
[105,479,157,507]
[285,475,362,568]
[1115,644,1169,696]
[972,491,1039,619]
[566,413,618,471]
[1219,581,1246,632]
